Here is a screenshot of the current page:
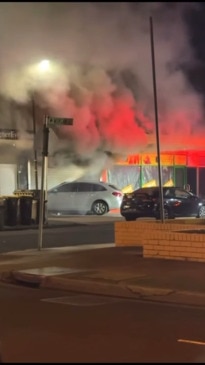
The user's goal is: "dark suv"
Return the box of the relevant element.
[120,187,205,221]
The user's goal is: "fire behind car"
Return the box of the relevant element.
[48,180,123,216]
[120,186,205,221]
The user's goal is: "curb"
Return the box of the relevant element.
[0,271,137,298]
[1,271,172,299]
[40,276,177,299]
[42,276,138,298]
[41,276,205,307]
[126,284,173,296]
[5,270,205,307]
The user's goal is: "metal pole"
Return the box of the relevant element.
[150,16,164,222]
[196,167,199,196]
[38,115,49,251]
[32,95,39,190]
[27,160,31,190]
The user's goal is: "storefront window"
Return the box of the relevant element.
[107,165,141,192]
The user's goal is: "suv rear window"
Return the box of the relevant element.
[134,188,158,198]
[135,188,174,199]
[92,184,106,192]
[134,193,151,200]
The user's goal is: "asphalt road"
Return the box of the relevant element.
[0,221,115,253]
[1,283,205,362]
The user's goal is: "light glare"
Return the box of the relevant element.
[38,59,50,72]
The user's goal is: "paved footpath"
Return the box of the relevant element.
[1,243,205,307]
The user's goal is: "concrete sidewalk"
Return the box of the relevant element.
[1,244,205,307]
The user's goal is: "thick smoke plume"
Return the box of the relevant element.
[0,2,204,177]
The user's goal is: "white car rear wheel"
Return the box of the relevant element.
[92,201,108,215]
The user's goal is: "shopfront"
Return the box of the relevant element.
[100,151,192,194]
[101,150,205,198]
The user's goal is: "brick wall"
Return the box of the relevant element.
[115,220,205,262]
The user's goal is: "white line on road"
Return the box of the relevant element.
[178,339,205,346]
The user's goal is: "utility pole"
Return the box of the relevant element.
[31,94,38,190]
[150,16,164,222]
[37,115,73,251]
[38,115,49,251]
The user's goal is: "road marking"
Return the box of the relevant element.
[178,339,205,346]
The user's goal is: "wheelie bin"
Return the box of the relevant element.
[20,196,33,225]
[5,197,19,226]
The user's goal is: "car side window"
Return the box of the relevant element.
[175,188,190,199]
[77,183,92,192]
[92,184,106,192]
[164,189,174,198]
[57,183,77,193]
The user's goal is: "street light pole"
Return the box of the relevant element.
[37,114,73,251]
[149,16,164,223]
[31,94,38,190]
[31,59,52,192]
[38,115,49,251]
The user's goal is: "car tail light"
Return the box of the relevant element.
[173,201,182,207]
[112,192,122,197]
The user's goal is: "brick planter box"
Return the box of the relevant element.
[115,220,205,262]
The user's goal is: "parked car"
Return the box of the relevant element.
[120,186,205,221]
[47,181,123,215]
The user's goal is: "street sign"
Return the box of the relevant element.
[0,129,18,140]
[47,117,73,127]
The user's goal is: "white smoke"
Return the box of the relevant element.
[0,2,203,175]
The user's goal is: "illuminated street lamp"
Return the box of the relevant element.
[37,59,51,73]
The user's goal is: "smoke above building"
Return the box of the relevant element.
[0,2,204,176]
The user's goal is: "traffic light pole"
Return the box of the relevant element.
[38,115,49,251]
